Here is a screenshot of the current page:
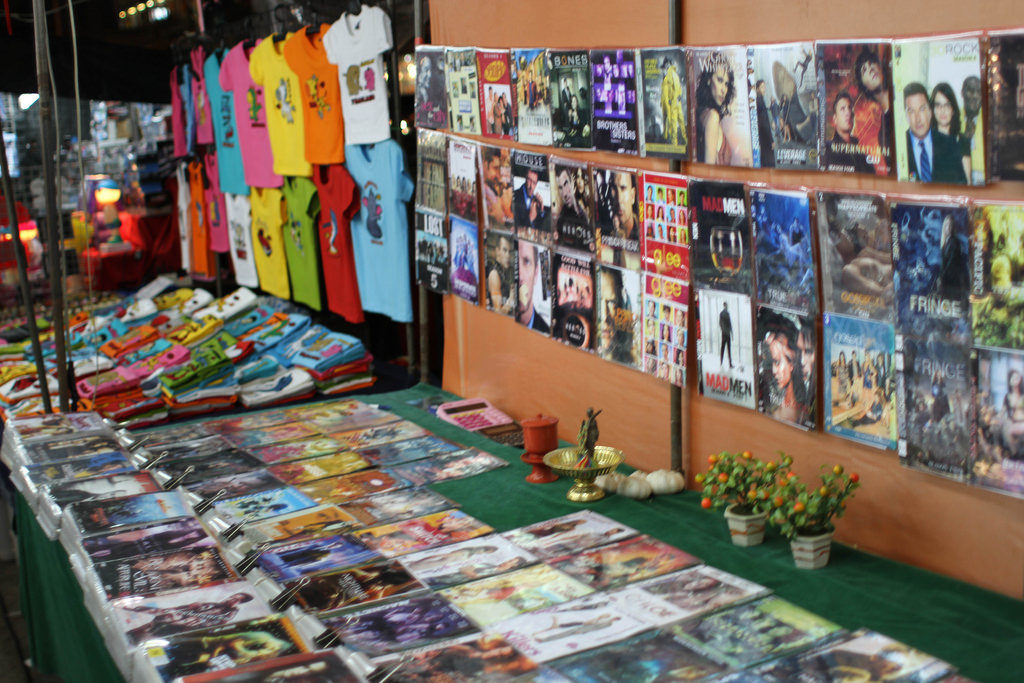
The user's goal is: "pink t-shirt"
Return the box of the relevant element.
[219,40,283,189]
[191,46,214,145]
[171,67,187,158]
[203,150,229,253]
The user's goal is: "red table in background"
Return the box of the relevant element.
[81,208,180,291]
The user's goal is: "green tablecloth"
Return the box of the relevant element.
[17,384,1024,682]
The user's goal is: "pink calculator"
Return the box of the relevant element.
[436,398,515,432]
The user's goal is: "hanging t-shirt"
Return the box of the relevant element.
[187,160,214,280]
[282,177,323,311]
[249,35,313,177]
[312,163,363,323]
[191,46,214,145]
[175,162,192,271]
[203,150,229,253]
[323,7,393,145]
[180,67,195,156]
[249,187,291,299]
[204,49,249,196]
[225,193,259,288]
[283,26,345,165]
[219,40,283,189]
[345,141,413,322]
[171,67,187,158]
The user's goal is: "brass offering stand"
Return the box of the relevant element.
[542,408,624,502]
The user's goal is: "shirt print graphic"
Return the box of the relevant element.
[289,215,305,255]
[362,181,383,240]
[275,78,296,124]
[247,87,266,127]
[322,210,339,255]
[256,217,273,255]
[231,220,248,259]
[220,95,237,147]
[306,74,331,119]
[345,59,378,104]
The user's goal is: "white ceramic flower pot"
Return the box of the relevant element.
[790,530,834,569]
[724,504,767,546]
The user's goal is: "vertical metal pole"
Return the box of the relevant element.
[0,117,52,412]
[668,0,684,474]
[32,0,70,411]
[414,0,430,385]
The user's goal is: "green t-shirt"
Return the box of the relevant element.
[282,176,323,311]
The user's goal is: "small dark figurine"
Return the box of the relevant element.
[576,408,603,467]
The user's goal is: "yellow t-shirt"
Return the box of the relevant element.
[250,187,291,299]
[249,36,313,177]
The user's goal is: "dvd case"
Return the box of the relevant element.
[747,42,819,169]
[689,46,754,167]
[546,534,700,590]
[690,180,753,295]
[590,48,639,153]
[551,251,596,351]
[988,31,1024,181]
[638,47,689,158]
[550,157,594,254]
[593,166,641,270]
[696,287,756,409]
[415,209,450,295]
[643,273,688,386]
[513,48,553,146]
[550,629,727,681]
[289,560,426,613]
[750,188,816,312]
[971,203,1024,350]
[449,215,481,305]
[549,49,592,149]
[596,264,643,369]
[82,518,213,562]
[445,47,481,135]
[414,129,447,215]
[477,49,516,140]
[479,144,515,235]
[501,511,636,560]
[640,171,689,280]
[512,149,552,246]
[756,305,817,430]
[256,533,382,580]
[447,136,478,223]
[484,230,517,316]
[400,534,539,589]
[354,509,492,557]
[337,487,459,527]
[972,346,1024,496]
[516,239,553,336]
[414,45,448,130]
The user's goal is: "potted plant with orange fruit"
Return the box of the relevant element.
[768,464,860,569]
[696,450,791,546]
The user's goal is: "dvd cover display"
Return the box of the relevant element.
[375,634,538,682]
[501,511,636,560]
[756,305,817,429]
[750,188,816,312]
[322,594,478,657]
[297,469,411,504]
[257,533,381,580]
[550,630,727,682]
[690,180,752,295]
[988,31,1024,181]
[414,45,448,130]
[898,336,972,479]
[593,166,641,270]
[414,129,447,215]
[213,487,316,524]
[245,505,363,543]
[141,615,306,681]
[391,449,508,486]
[176,651,355,682]
[27,452,137,486]
[696,288,756,409]
[357,436,464,468]
[445,47,481,135]
[643,273,688,386]
[641,171,689,280]
[11,412,108,441]
[484,230,517,316]
[596,264,642,369]
[69,491,194,535]
[447,136,478,222]
[671,596,843,669]
[289,560,425,613]
[94,547,236,599]
[415,209,450,294]
[512,48,552,146]
[973,346,1024,496]
[45,471,161,507]
[479,144,514,233]
[23,431,126,464]
[892,36,984,185]
[267,451,372,485]
[401,534,539,589]
[512,149,552,245]
[438,563,593,627]
[816,191,894,322]
[891,201,971,344]
[516,239,553,335]
[823,312,897,450]
[638,47,689,158]
[221,422,319,449]
[186,469,285,500]
[449,215,480,305]
[590,48,639,153]
[747,42,818,169]
[548,49,592,149]
[551,251,595,351]
[750,628,953,682]
[477,49,516,140]
[689,46,754,167]
[329,420,430,450]
[338,487,459,527]
[354,509,492,557]
[550,157,594,253]
[496,593,648,663]
[548,534,700,590]
[82,518,213,562]
[112,582,271,644]
[971,203,1024,350]
[817,40,894,176]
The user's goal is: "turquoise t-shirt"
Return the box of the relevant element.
[282,176,323,311]
[345,140,415,322]
[204,50,249,196]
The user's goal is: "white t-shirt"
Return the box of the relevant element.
[224,193,259,288]
[323,7,393,145]
[175,162,192,271]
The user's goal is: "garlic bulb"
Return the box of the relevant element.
[618,475,653,499]
[595,472,628,493]
[647,469,686,495]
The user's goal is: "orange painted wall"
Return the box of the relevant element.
[431,0,1024,598]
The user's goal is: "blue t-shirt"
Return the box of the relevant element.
[204,50,249,196]
[345,141,414,322]
[180,67,195,156]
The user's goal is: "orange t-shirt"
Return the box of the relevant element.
[283,25,346,165]
[187,160,215,279]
